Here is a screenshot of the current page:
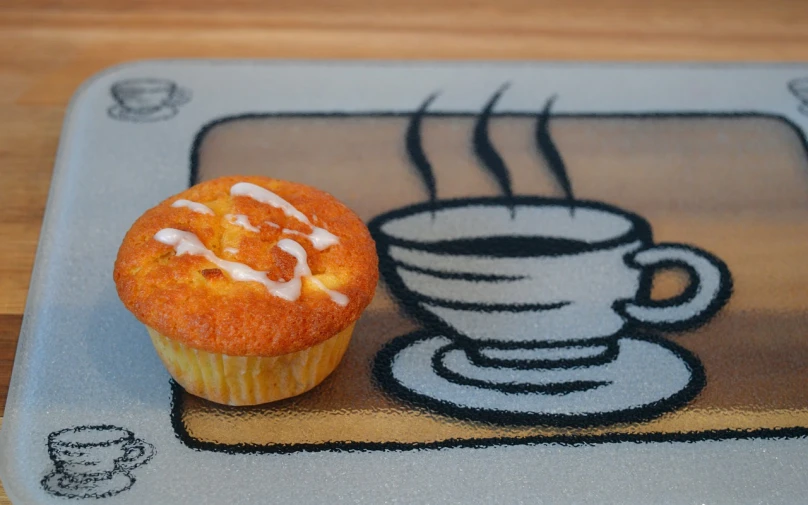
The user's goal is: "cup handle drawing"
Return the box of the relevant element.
[621,243,731,330]
[117,438,155,472]
[167,87,192,107]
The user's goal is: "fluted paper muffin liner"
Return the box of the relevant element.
[147,323,354,406]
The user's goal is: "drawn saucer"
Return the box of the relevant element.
[374,332,704,427]
[108,105,178,122]
[42,470,134,499]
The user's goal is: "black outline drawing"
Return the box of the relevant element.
[373,330,706,427]
[368,88,732,426]
[788,77,808,116]
[462,336,620,370]
[170,102,808,455]
[536,94,574,208]
[41,425,154,499]
[108,78,191,123]
[369,196,734,341]
[406,92,440,209]
[473,83,514,205]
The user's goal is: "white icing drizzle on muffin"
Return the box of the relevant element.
[154,229,347,306]
[155,183,347,306]
[171,199,214,215]
[231,182,339,250]
[263,221,337,249]
[225,213,260,232]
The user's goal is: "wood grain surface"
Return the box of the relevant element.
[1,1,807,502]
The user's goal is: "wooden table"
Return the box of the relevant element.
[1,1,807,502]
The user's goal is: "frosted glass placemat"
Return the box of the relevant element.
[1,61,807,504]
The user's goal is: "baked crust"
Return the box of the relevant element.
[114,175,378,357]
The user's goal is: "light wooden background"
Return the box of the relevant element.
[2,1,808,502]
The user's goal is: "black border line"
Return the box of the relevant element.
[175,110,808,455]
[170,364,808,456]
[189,111,808,188]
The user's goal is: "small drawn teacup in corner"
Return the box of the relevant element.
[47,425,154,481]
[109,78,190,122]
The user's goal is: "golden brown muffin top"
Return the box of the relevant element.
[114,176,378,357]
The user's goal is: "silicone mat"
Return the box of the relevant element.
[1,61,807,504]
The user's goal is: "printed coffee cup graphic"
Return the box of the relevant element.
[108,78,190,122]
[372,90,732,426]
[788,77,808,116]
[174,89,807,454]
[374,199,729,345]
[42,425,154,499]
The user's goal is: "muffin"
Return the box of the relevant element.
[114,175,378,406]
